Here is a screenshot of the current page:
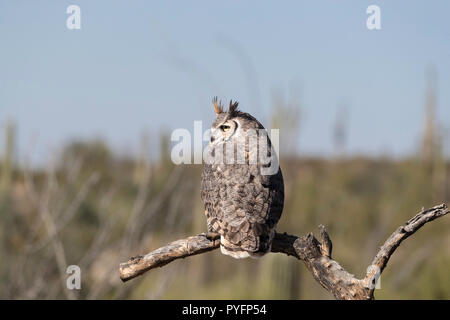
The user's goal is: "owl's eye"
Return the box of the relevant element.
[220,125,231,132]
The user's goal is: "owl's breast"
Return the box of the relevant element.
[201,163,284,228]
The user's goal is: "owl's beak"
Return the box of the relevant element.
[209,129,221,146]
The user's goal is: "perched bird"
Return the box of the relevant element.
[201,98,284,259]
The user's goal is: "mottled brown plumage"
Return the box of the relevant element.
[201,98,284,258]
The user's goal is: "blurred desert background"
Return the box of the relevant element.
[0,1,449,299]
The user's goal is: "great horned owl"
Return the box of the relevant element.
[201,98,284,259]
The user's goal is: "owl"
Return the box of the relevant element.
[201,97,284,259]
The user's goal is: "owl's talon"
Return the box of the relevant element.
[203,232,220,241]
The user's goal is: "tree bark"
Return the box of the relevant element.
[119,203,448,300]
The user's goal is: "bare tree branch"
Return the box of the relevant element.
[119,233,220,282]
[119,203,448,300]
[369,204,448,274]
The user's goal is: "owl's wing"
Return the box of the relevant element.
[201,163,224,234]
[201,162,284,253]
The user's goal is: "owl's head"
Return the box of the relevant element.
[209,97,263,146]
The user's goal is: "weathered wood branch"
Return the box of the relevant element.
[119,204,448,300]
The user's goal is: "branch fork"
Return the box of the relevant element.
[119,204,448,300]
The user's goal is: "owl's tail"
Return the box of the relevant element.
[219,229,275,259]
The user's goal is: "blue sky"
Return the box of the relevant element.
[0,1,449,163]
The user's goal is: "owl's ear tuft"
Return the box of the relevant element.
[213,96,224,115]
[228,100,239,114]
